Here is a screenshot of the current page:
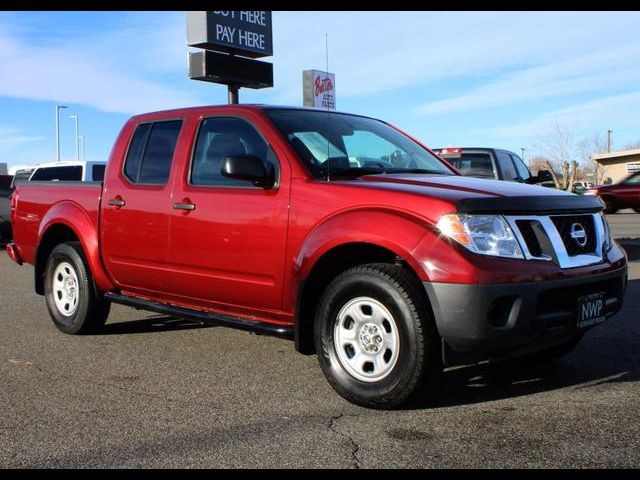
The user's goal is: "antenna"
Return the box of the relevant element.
[325,32,331,182]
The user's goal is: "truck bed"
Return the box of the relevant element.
[12,181,103,265]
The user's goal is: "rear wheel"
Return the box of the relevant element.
[314,263,441,409]
[44,242,110,334]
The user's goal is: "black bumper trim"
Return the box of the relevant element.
[423,266,627,366]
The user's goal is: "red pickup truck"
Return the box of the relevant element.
[8,105,628,408]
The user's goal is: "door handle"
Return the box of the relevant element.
[108,198,126,207]
[173,202,196,211]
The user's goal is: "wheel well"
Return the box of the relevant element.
[295,243,424,354]
[35,224,79,295]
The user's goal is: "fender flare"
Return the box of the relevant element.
[37,201,114,293]
[293,207,434,286]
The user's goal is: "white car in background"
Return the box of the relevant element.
[11,161,107,187]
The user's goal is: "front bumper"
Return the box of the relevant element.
[424,265,628,366]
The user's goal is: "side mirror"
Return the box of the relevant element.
[221,155,275,188]
[532,169,552,183]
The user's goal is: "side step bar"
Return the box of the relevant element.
[104,292,294,340]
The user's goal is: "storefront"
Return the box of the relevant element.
[592,148,640,184]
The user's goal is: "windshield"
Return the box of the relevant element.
[265,109,453,178]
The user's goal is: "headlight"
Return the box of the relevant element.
[600,212,613,251]
[436,214,524,259]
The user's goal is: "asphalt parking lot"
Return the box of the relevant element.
[0,214,638,468]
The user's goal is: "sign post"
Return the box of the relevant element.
[186,11,274,104]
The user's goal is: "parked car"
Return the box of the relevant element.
[11,160,107,187]
[585,172,640,213]
[0,174,13,244]
[7,105,627,409]
[431,147,552,185]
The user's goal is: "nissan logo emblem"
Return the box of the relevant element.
[570,223,588,248]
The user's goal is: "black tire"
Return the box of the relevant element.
[314,263,441,409]
[44,242,110,334]
[634,208,640,214]
[515,334,582,366]
[603,197,618,214]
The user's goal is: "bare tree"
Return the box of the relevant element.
[624,139,640,150]
[535,119,579,191]
[577,132,608,184]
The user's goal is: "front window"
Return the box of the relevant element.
[265,109,452,178]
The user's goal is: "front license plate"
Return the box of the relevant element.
[578,292,606,328]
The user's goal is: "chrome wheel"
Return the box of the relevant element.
[333,296,400,382]
[52,261,80,317]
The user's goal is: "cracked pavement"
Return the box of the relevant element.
[0,220,639,468]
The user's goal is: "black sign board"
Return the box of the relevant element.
[188,51,273,89]
[187,11,273,59]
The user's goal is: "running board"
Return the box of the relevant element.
[104,292,294,340]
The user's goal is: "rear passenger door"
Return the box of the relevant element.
[100,119,183,293]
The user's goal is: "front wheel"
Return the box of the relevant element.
[44,242,110,334]
[314,263,441,409]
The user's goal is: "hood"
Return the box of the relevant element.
[352,174,603,214]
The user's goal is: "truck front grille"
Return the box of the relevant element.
[550,215,597,256]
[505,213,605,269]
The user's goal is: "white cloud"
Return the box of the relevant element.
[0,13,203,115]
[418,44,640,116]
[470,91,640,141]
[260,11,640,104]
[0,126,44,153]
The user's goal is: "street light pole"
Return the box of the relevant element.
[55,105,68,162]
[79,135,85,162]
[69,115,80,161]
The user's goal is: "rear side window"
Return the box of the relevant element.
[496,152,518,181]
[123,120,182,185]
[31,166,82,181]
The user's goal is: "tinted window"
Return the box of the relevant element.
[140,121,182,184]
[191,117,276,187]
[124,123,151,182]
[510,154,531,181]
[445,153,495,179]
[92,164,106,182]
[496,152,518,181]
[31,166,82,181]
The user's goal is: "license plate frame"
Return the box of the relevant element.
[577,292,606,328]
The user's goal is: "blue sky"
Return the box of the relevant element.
[1,11,639,167]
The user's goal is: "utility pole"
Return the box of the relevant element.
[55,105,68,162]
[607,129,612,153]
[69,115,80,161]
